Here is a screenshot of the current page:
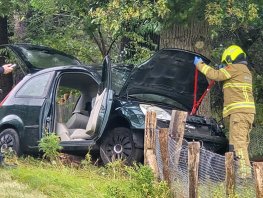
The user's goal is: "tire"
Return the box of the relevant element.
[0,128,20,155]
[100,127,141,165]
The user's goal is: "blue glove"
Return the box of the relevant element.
[193,56,203,66]
[216,64,226,69]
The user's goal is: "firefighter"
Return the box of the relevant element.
[193,45,255,178]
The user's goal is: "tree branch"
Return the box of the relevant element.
[98,26,107,56]
[91,32,104,57]
[107,35,119,55]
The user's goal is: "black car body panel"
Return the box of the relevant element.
[0,66,101,152]
[120,49,210,111]
[112,99,145,129]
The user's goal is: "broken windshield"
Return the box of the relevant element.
[11,44,81,69]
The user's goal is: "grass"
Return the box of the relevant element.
[0,156,258,198]
[0,157,169,198]
[0,170,47,198]
[0,132,170,198]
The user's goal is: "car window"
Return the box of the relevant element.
[94,64,133,95]
[112,66,132,95]
[20,47,80,68]
[16,72,52,98]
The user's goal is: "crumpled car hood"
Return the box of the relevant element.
[119,48,210,111]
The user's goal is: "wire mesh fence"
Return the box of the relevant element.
[249,126,263,162]
[154,129,257,198]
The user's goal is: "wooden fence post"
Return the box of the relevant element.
[188,142,200,198]
[253,162,263,198]
[144,111,158,177]
[225,152,235,197]
[169,110,187,167]
[159,128,170,184]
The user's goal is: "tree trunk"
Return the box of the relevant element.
[0,17,13,101]
[14,14,26,41]
[160,21,211,116]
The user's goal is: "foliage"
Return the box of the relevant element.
[8,0,170,65]
[80,151,93,167]
[89,0,168,36]
[1,157,170,198]
[126,164,170,198]
[104,160,170,197]
[204,0,263,59]
[57,87,80,99]
[164,0,208,24]
[18,11,100,64]
[0,147,18,166]
[6,0,262,68]
[3,156,258,198]
[87,0,169,63]
[253,74,263,103]
[38,132,62,161]
[0,0,15,17]
[205,0,259,31]
[105,159,127,179]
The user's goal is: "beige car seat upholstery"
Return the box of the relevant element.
[85,89,106,133]
[56,89,106,141]
[66,113,89,129]
[56,123,71,141]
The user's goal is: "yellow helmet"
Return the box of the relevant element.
[221,45,246,64]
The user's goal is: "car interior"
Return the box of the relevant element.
[54,72,103,141]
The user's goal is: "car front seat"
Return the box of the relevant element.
[69,89,106,140]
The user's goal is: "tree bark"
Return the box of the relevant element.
[14,14,27,41]
[160,21,211,116]
[0,17,13,101]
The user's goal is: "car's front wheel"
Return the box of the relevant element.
[0,128,20,155]
[100,127,142,165]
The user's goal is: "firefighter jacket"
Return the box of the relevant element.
[196,62,256,117]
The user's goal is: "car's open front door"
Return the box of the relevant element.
[86,55,113,139]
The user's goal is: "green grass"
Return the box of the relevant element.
[1,157,169,198]
[0,170,47,198]
[1,156,258,198]
[10,166,108,197]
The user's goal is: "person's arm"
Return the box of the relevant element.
[1,64,13,74]
[196,62,232,81]
[194,56,234,81]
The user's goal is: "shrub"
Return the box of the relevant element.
[126,164,170,198]
[80,151,93,167]
[38,132,62,161]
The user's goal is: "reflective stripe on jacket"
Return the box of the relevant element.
[196,62,255,117]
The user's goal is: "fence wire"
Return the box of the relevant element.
[154,129,257,198]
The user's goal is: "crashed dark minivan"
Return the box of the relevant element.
[0,44,227,164]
